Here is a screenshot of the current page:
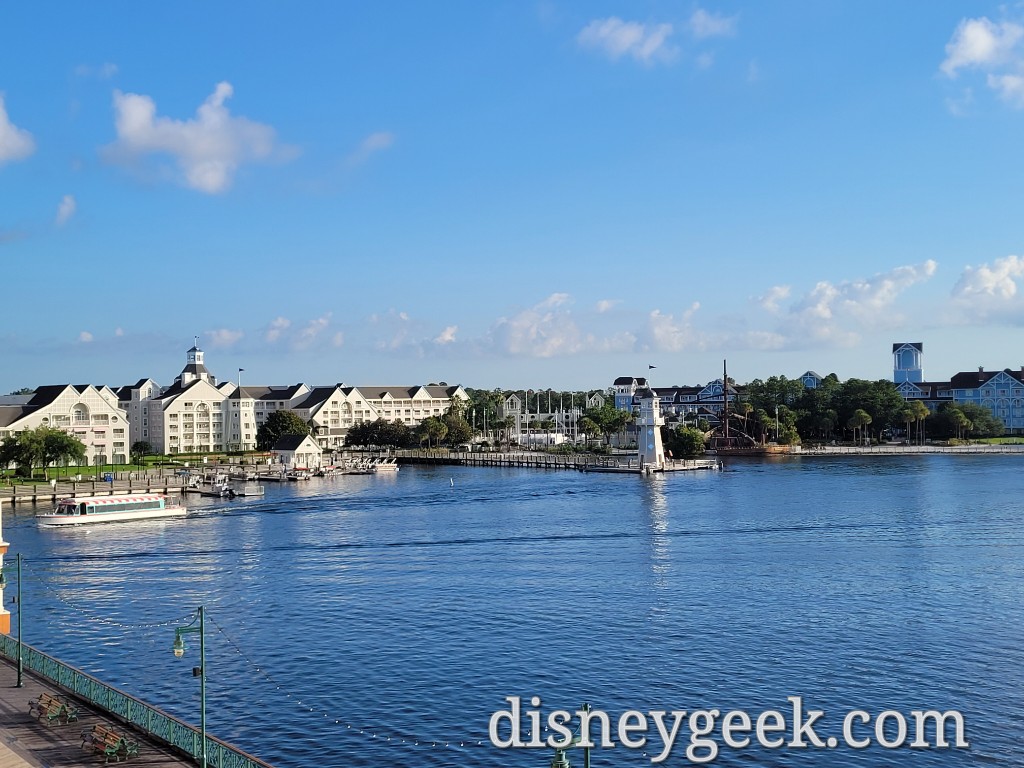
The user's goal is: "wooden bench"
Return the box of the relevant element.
[28,692,79,724]
[81,723,140,763]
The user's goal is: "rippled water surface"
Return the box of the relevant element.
[4,456,1023,767]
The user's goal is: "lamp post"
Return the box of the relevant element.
[775,405,780,442]
[172,606,206,768]
[0,552,24,688]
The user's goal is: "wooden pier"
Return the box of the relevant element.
[0,471,191,507]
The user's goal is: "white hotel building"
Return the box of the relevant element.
[117,344,469,454]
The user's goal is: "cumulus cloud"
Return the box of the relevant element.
[78,331,93,343]
[689,8,738,39]
[488,293,593,357]
[596,299,621,313]
[296,313,331,349]
[346,131,395,167]
[577,17,677,64]
[941,17,1024,108]
[941,17,1024,76]
[103,82,292,193]
[775,261,937,347]
[332,332,345,348]
[206,328,244,348]
[434,325,458,344]
[758,285,791,313]
[953,254,1024,300]
[265,316,291,343]
[55,194,76,226]
[987,72,1024,107]
[0,95,35,166]
[640,304,704,353]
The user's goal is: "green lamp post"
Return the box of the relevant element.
[172,606,206,768]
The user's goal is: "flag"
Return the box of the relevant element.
[239,368,245,372]
[648,364,657,369]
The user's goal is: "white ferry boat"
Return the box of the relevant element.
[36,494,187,526]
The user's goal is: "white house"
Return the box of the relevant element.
[271,434,323,470]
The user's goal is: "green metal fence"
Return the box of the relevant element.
[0,634,275,768]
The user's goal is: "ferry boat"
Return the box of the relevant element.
[36,494,187,526]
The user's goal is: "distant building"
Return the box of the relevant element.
[0,385,129,465]
[893,343,924,384]
[118,342,469,453]
[892,343,1024,433]
[271,434,323,470]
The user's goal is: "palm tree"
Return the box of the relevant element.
[847,409,872,445]
[911,400,930,445]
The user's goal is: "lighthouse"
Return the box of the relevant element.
[636,387,666,472]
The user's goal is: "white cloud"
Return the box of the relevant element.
[758,285,791,313]
[55,194,76,226]
[696,52,715,70]
[104,82,291,193]
[596,299,621,313]
[941,17,1024,77]
[776,261,937,347]
[489,293,591,357]
[206,328,244,348]
[434,325,458,344]
[953,254,1024,300]
[940,17,1024,109]
[75,63,118,80]
[78,331,93,343]
[295,313,331,349]
[689,9,738,39]
[332,332,345,348]
[346,131,395,166]
[265,316,291,343]
[115,327,124,337]
[577,17,677,64]
[987,72,1024,106]
[0,95,35,166]
[641,304,704,352]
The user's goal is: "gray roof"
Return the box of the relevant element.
[272,434,318,451]
[0,406,29,428]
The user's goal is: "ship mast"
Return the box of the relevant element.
[722,359,730,445]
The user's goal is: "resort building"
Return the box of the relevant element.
[892,343,1024,433]
[116,342,470,453]
[0,385,129,465]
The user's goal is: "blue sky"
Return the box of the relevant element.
[2,2,1024,393]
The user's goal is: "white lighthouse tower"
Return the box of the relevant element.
[636,386,666,472]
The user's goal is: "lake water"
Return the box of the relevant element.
[3,455,1022,768]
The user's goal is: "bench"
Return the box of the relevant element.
[28,692,79,724]
[82,723,139,763]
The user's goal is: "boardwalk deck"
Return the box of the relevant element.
[0,656,200,768]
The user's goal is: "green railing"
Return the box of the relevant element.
[0,635,274,768]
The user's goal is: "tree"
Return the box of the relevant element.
[345,419,413,448]
[7,388,33,395]
[256,410,310,451]
[131,440,153,462]
[0,426,85,479]
[441,413,473,447]
[911,400,930,444]
[662,426,705,457]
[846,409,872,445]
[578,417,601,445]
[416,416,448,448]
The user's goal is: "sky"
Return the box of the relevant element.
[2,2,1024,393]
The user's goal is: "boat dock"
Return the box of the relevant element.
[395,450,720,472]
